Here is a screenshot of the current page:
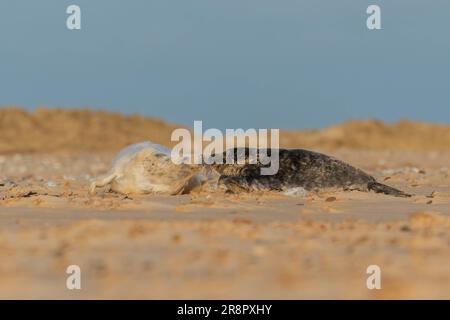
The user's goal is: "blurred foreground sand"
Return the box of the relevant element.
[0,108,449,299]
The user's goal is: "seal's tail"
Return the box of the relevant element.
[368,181,411,198]
[89,172,117,195]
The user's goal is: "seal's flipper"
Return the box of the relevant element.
[218,175,283,193]
[89,173,117,195]
[218,176,251,193]
[368,181,411,198]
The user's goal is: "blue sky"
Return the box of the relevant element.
[1,0,449,129]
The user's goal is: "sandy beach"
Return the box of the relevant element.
[1,108,449,299]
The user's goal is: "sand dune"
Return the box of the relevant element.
[1,107,450,153]
[0,107,182,154]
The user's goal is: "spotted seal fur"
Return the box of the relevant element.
[209,148,411,197]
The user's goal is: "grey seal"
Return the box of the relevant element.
[90,142,410,197]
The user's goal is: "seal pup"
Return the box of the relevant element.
[89,141,206,195]
[209,148,411,197]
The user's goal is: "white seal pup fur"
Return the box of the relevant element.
[89,141,209,195]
